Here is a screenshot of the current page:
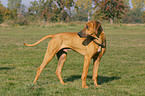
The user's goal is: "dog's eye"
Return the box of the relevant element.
[86,25,89,29]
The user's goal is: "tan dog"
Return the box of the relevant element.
[24,21,106,88]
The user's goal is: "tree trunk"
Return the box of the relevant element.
[88,12,90,22]
[109,18,113,24]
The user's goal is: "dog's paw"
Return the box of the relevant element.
[62,83,67,85]
[95,84,101,87]
[61,82,67,85]
[82,85,89,88]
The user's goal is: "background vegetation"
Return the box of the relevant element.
[0,23,145,96]
[0,0,145,25]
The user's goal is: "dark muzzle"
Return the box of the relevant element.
[77,31,86,38]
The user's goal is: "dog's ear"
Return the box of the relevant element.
[95,21,103,34]
[82,35,94,46]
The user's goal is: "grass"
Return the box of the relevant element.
[0,23,145,96]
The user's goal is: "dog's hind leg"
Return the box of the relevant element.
[33,39,61,83]
[55,49,68,85]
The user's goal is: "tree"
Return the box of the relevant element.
[131,0,145,10]
[0,1,4,23]
[19,4,26,16]
[122,8,144,23]
[142,11,145,23]
[28,0,57,21]
[8,0,24,18]
[0,1,3,7]
[122,0,145,24]
[93,0,128,24]
[75,0,93,22]
[28,0,77,22]
[28,0,54,21]
[28,1,39,15]
[122,0,129,6]
[53,0,76,21]
[0,1,13,23]
[8,0,22,9]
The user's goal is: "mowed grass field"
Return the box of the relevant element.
[0,23,145,96]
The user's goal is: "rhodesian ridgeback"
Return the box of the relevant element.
[24,21,106,88]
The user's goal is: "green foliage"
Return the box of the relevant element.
[122,0,130,6]
[14,17,29,25]
[75,0,93,21]
[0,3,14,23]
[10,8,17,19]
[142,11,145,23]
[93,0,128,24]
[122,8,144,23]
[28,0,77,22]
[8,0,22,9]
[0,1,4,23]
[70,10,88,21]
[75,0,93,12]
[0,0,144,24]
[0,0,27,25]
[131,0,145,10]
[54,0,76,22]
[0,1,3,7]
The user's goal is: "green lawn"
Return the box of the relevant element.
[0,23,145,96]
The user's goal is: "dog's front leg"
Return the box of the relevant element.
[81,56,91,88]
[92,57,101,87]
[92,48,105,87]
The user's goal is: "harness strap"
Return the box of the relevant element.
[93,40,105,48]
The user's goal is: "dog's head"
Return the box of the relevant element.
[78,21,103,38]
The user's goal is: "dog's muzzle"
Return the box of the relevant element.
[77,31,86,38]
[77,31,82,37]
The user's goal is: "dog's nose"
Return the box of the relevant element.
[77,31,82,37]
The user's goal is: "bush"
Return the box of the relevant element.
[0,15,3,24]
[70,10,88,22]
[122,8,144,23]
[142,11,145,23]
[26,15,40,23]
[15,17,29,25]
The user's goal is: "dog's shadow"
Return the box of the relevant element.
[64,75,121,85]
[0,67,15,70]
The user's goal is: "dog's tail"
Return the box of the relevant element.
[24,35,53,47]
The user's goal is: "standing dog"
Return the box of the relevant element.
[24,21,106,88]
